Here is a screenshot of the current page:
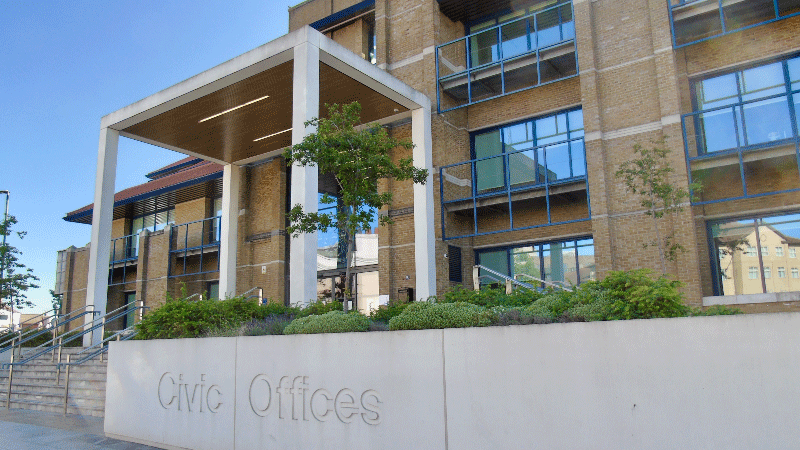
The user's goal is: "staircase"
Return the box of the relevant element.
[0,347,107,417]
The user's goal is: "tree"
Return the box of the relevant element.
[615,136,701,274]
[0,215,40,311]
[285,102,428,311]
[50,289,63,314]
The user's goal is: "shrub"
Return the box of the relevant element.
[205,314,295,337]
[388,302,495,330]
[690,305,742,316]
[284,311,370,335]
[136,297,293,340]
[490,306,552,326]
[592,269,689,320]
[369,300,411,324]
[439,285,542,307]
[297,299,344,317]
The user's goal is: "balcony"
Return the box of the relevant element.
[108,234,139,287]
[168,217,221,278]
[436,1,577,112]
[669,0,800,48]
[440,136,589,239]
[683,59,800,204]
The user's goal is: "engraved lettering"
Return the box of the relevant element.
[206,385,223,413]
[310,389,333,422]
[277,376,291,419]
[249,374,272,417]
[360,389,382,425]
[334,389,359,424]
[158,372,177,409]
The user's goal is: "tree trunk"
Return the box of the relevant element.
[343,232,355,313]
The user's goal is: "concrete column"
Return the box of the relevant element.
[289,41,320,306]
[412,105,436,300]
[85,127,119,346]
[219,164,242,298]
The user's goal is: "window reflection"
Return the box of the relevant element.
[711,213,800,295]
[477,238,594,288]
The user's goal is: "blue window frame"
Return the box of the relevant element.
[440,108,590,240]
[476,237,595,289]
[436,0,577,112]
[683,53,800,205]
[669,0,800,49]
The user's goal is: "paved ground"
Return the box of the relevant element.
[0,409,160,450]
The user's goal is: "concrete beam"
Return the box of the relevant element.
[289,40,320,306]
[85,127,119,346]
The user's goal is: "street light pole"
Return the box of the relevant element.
[0,191,9,330]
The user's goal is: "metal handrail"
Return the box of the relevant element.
[514,273,573,291]
[473,264,572,293]
[57,325,138,414]
[3,301,146,368]
[0,308,56,347]
[240,286,263,302]
[3,301,148,412]
[0,305,99,354]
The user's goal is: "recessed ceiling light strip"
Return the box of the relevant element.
[198,95,270,123]
[253,128,293,142]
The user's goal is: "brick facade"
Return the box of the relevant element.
[57,0,800,321]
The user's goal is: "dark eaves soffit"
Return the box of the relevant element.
[437,0,513,24]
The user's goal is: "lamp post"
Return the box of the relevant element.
[0,191,9,330]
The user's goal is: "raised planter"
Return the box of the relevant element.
[105,312,800,450]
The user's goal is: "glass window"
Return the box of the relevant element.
[207,282,219,300]
[693,57,798,154]
[477,237,594,288]
[791,248,797,258]
[711,213,800,295]
[472,108,584,192]
[792,268,799,278]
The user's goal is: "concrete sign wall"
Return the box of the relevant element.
[105,313,800,450]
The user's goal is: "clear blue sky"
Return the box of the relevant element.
[0,0,298,312]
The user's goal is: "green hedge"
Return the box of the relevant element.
[136,297,299,340]
[389,302,495,330]
[283,311,370,335]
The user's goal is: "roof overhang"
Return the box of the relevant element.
[436,0,514,24]
[101,26,429,166]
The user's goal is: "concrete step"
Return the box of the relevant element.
[0,382,106,398]
[4,398,105,418]
[7,391,105,408]
[0,346,108,418]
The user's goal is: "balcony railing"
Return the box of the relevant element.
[108,234,138,287]
[168,217,221,278]
[669,0,800,48]
[682,89,800,204]
[440,136,590,239]
[436,1,577,112]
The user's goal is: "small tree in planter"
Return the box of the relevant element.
[615,136,701,274]
[285,102,428,311]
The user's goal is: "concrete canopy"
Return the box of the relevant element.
[85,26,436,344]
[101,26,422,165]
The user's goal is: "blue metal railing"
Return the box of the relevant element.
[439,136,590,239]
[682,88,800,205]
[668,0,800,48]
[436,1,577,112]
[168,216,221,278]
[109,233,139,286]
